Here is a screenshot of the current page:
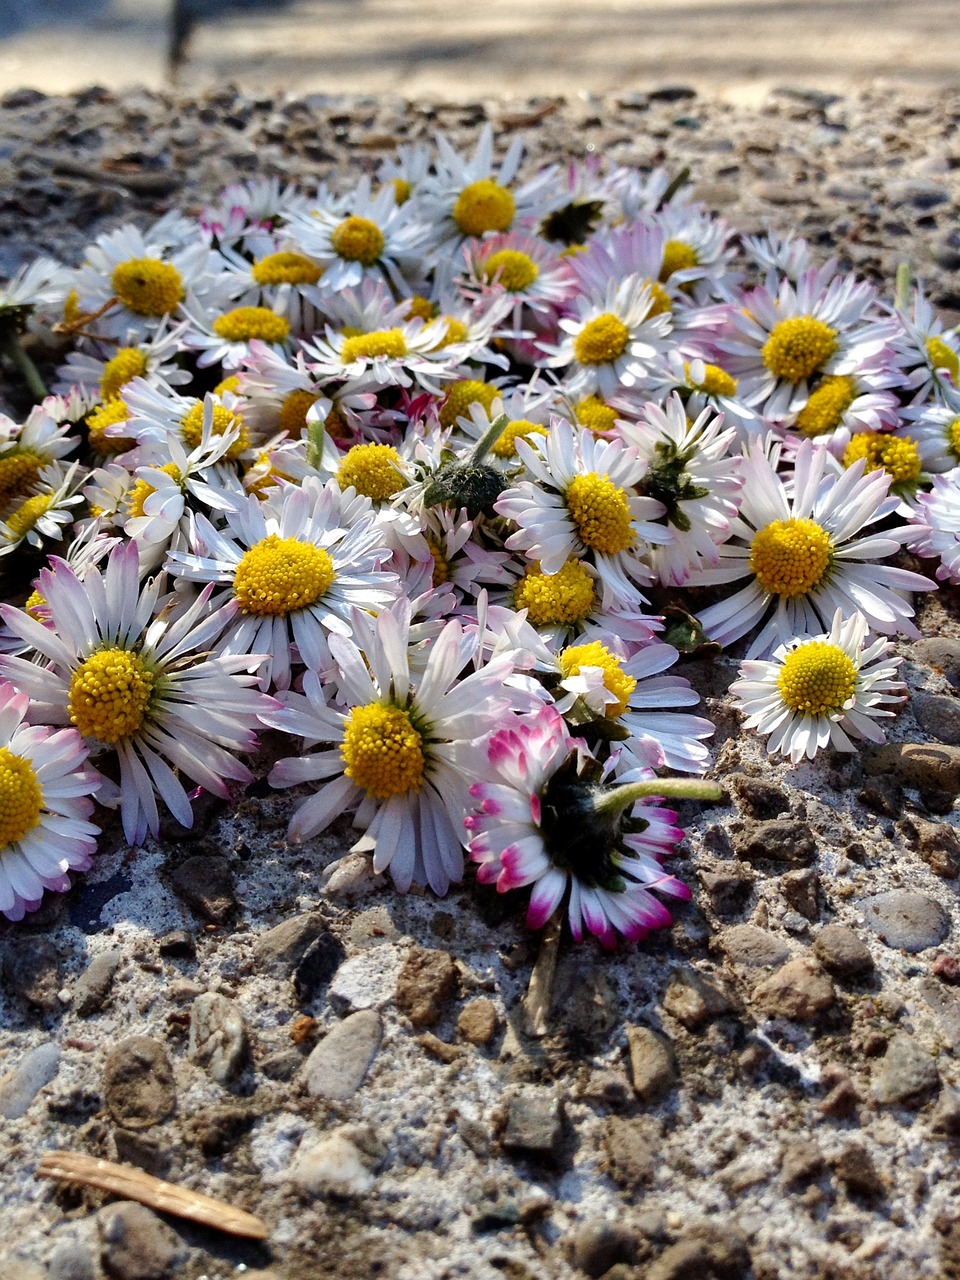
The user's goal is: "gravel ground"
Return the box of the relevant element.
[3,82,960,1280]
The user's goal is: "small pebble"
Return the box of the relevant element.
[0,1042,60,1119]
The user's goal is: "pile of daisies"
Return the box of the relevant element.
[0,124,955,946]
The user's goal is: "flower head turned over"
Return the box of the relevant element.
[466,704,720,949]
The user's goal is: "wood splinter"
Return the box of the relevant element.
[37,1150,270,1241]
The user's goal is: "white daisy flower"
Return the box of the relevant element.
[264,599,519,895]
[200,177,311,250]
[56,318,193,402]
[0,255,70,328]
[892,285,960,405]
[902,383,960,474]
[303,310,459,397]
[0,461,84,559]
[0,680,101,921]
[0,407,79,515]
[377,143,434,207]
[122,378,254,464]
[458,230,573,322]
[906,468,960,584]
[729,609,905,762]
[0,541,272,847]
[692,438,934,657]
[625,351,758,444]
[182,299,292,371]
[213,238,325,335]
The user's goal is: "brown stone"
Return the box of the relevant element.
[457,998,499,1046]
[102,1038,176,1131]
[395,947,458,1028]
[625,1025,678,1102]
[662,968,733,1030]
[752,957,836,1022]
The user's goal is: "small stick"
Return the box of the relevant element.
[37,1151,270,1241]
[523,911,563,1038]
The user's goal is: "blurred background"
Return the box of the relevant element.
[1,0,959,105]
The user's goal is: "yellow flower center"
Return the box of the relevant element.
[566,473,635,554]
[842,431,921,487]
[750,516,833,598]
[558,640,636,717]
[574,313,630,366]
[340,702,426,799]
[212,307,290,345]
[685,362,737,398]
[100,347,148,401]
[214,374,241,396]
[514,559,596,627]
[492,418,548,458]
[68,647,155,743]
[125,463,183,520]
[425,534,451,588]
[0,449,43,505]
[482,249,540,292]
[405,295,435,322]
[251,251,322,287]
[180,400,249,459]
[575,396,619,434]
[63,289,81,327]
[453,179,516,237]
[947,416,960,463]
[438,379,499,429]
[427,317,470,351]
[277,389,320,436]
[24,589,46,618]
[233,535,335,616]
[87,399,135,455]
[391,178,412,205]
[643,280,672,317]
[111,258,184,317]
[337,443,404,499]
[794,375,857,437]
[340,329,408,363]
[0,747,43,848]
[331,216,385,266]
[777,640,857,716]
[761,316,838,384]
[660,240,699,281]
[6,494,53,539]
[926,336,960,383]
[324,406,351,440]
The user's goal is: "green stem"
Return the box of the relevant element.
[469,413,509,465]
[593,777,725,817]
[305,416,326,470]
[658,166,691,210]
[0,330,47,402]
[894,262,913,312]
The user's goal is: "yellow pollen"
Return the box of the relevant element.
[514,559,596,627]
[492,418,547,458]
[87,399,134,455]
[68,647,155,743]
[331,216,385,266]
[761,316,838,384]
[428,316,470,351]
[926,336,960,383]
[180,400,249,459]
[391,178,413,205]
[777,641,857,717]
[558,640,636,717]
[337,443,405,500]
[405,295,435,323]
[453,179,516,237]
[842,432,921,486]
[0,747,43,848]
[214,374,241,396]
[6,493,52,539]
[111,258,184,317]
[947,416,960,463]
[566,472,635,554]
[125,463,182,520]
[482,250,540,292]
[278,389,320,436]
[24,589,46,618]
[685,362,737,398]
[574,313,630,366]
[212,307,290,345]
[642,280,672,317]
[63,289,81,327]
[750,516,833,598]
[0,449,43,505]
[251,251,322,287]
[340,329,408,363]
[794,375,857,437]
[575,396,619,434]
[660,240,699,281]
[439,380,499,429]
[324,406,351,440]
[100,347,148,401]
[243,451,280,499]
[233,535,335,616]
[340,702,426,800]
[425,534,451,588]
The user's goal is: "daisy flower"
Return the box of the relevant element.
[199,177,310,250]
[0,407,79,513]
[459,230,573,322]
[0,681,101,922]
[264,600,520,895]
[303,312,460,397]
[56,318,193,402]
[0,461,84,560]
[182,299,292,371]
[213,238,325,334]
[893,285,960,405]
[906,469,960,583]
[692,438,934,657]
[376,142,434,207]
[729,609,905,762]
[465,703,700,949]
[0,542,272,847]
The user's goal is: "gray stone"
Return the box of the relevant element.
[697,865,754,917]
[292,932,347,1003]
[169,855,236,924]
[157,930,196,959]
[46,1241,95,1280]
[251,912,328,975]
[752,957,836,1022]
[328,945,401,1012]
[735,819,816,866]
[502,1087,564,1158]
[914,638,960,687]
[812,925,873,977]
[860,891,949,952]
[188,992,249,1085]
[626,1025,678,1102]
[662,967,733,1030]
[872,1033,940,1106]
[73,950,122,1016]
[920,978,960,1052]
[103,1038,176,1130]
[913,693,960,746]
[259,1049,304,1081]
[554,963,622,1041]
[779,868,820,920]
[719,924,790,968]
[864,742,960,794]
[394,947,458,1027]
[97,1201,185,1280]
[930,1085,960,1136]
[2,937,61,1010]
[602,1116,657,1189]
[303,1010,382,1100]
[0,1042,60,1119]
[571,1218,639,1277]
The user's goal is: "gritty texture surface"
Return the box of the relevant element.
[2,83,960,1280]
